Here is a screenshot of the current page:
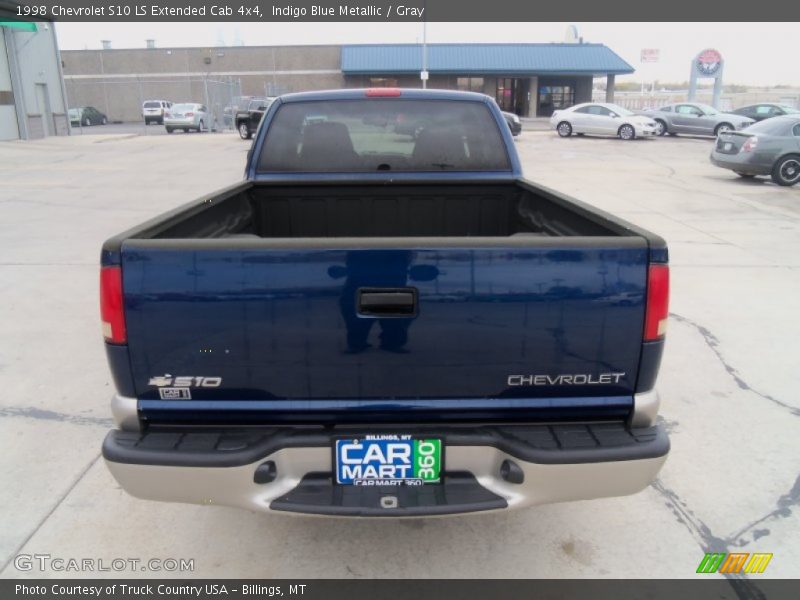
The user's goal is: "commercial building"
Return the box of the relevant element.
[0,3,70,140]
[342,43,633,117]
[61,42,633,123]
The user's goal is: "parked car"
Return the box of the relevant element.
[164,103,210,133]
[641,103,754,137]
[550,103,658,140]
[502,111,522,136]
[710,115,800,186]
[100,88,670,517]
[236,97,276,139]
[142,100,172,125]
[68,107,107,127]
[223,104,234,128]
[730,103,800,123]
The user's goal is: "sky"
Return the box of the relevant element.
[55,22,800,87]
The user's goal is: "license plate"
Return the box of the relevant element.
[724,142,733,151]
[335,436,442,486]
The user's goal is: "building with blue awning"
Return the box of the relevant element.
[60,41,634,123]
[341,43,634,117]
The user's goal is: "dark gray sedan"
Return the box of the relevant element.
[730,103,800,123]
[710,116,800,186]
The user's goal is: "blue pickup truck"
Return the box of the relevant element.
[100,89,670,517]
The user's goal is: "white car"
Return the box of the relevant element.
[164,103,210,133]
[142,100,172,125]
[550,103,658,140]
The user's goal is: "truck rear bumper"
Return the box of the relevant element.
[103,422,669,517]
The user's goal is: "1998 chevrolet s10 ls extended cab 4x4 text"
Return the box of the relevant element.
[100,88,670,516]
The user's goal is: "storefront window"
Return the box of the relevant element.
[369,78,399,88]
[537,85,575,116]
[457,77,484,92]
[495,78,517,112]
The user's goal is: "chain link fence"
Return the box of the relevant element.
[593,89,800,112]
[64,76,243,134]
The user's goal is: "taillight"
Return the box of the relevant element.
[165,112,171,118]
[100,266,126,344]
[741,136,758,153]
[365,88,402,97]
[644,264,669,341]
[185,112,194,117]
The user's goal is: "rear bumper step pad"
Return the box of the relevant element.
[103,421,668,468]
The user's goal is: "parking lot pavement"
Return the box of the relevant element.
[1,131,798,582]
[69,122,239,136]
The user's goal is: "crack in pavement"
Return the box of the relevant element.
[670,312,799,417]
[0,406,113,428]
[650,479,769,600]
[650,314,799,596]
[728,473,800,547]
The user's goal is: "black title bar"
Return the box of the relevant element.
[5,579,800,600]
[4,0,798,22]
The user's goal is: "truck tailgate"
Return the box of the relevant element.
[122,239,648,408]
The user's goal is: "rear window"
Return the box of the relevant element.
[143,101,161,108]
[744,118,795,136]
[257,99,511,173]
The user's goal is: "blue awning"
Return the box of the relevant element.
[342,43,634,76]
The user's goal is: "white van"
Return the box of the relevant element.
[142,100,172,125]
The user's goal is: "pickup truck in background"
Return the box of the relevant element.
[235,96,276,140]
[100,89,670,517]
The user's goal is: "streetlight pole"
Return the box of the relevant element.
[422,18,427,89]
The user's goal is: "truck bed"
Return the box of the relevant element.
[109,181,642,242]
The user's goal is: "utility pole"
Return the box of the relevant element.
[421,0,428,89]
[421,19,428,89]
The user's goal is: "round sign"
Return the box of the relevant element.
[696,48,723,76]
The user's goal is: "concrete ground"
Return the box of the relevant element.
[0,128,798,582]
[69,121,238,137]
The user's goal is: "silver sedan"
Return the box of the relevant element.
[164,103,210,133]
[550,103,658,140]
[640,103,754,137]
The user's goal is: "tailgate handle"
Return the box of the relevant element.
[357,288,417,317]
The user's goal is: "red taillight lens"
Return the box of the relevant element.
[365,88,402,97]
[185,112,194,117]
[100,266,126,344]
[644,264,669,341]
[741,136,758,153]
